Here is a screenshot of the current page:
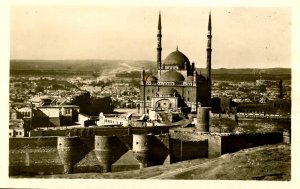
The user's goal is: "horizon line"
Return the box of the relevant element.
[10,58,291,69]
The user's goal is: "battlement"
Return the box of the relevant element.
[10,126,286,176]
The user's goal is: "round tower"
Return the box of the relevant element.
[94,135,114,172]
[196,107,211,132]
[57,136,81,174]
[132,134,150,168]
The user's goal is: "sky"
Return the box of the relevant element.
[10,6,291,68]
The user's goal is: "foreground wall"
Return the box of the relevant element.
[170,139,208,163]
[9,134,171,176]
[220,132,283,154]
[30,126,171,137]
[170,130,284,158]
[9,137,62,175]
[10,127,284,176]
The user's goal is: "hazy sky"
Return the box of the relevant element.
[10,6,291,68]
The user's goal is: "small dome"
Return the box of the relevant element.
[164,50,190,68]
[160,71,185,82]
[146,75,158,81]
[159,88,179,95]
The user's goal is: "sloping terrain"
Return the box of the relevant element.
[25,143,290,180]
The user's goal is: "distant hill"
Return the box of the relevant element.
[10,59,290,79]
[10,59,156,72]
[197,67,291,81]
[197,68,291,75]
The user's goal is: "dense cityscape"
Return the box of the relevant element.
[7,8,292,181]
[9,71,291,109]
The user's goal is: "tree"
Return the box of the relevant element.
[259,85,267,92]
[70,92,92,115]
[70,92,115,116]
[89,97,115,115]
[35,86,44,93]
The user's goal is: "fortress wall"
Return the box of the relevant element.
[57,136,89,174]
[220,132,283,154]
[9,137,62,175]
[169,131,209,161]
[131,126,170,135]
[30,129,70,137]
[30,126,170,138]
[9,133,170,176]
[9,136,90,175]
[200,132,283,158]
[10,129,283,176]
[9,137,58,149]
[72,135,134,173]
[9,151,63,176]
[206,135,222,158]
[170,139,208,163]
[170,130,283,158]
[148,134,170,165]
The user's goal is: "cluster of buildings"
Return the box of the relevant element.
[9,77,38,103]
[9,96,80,137]
[69,76,140,108]
[212,80,291,104]
[10,76,82,104]
[9,12,291,138]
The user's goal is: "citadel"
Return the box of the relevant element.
[9,12,291,176]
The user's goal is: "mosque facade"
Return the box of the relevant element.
[139,12,212,115]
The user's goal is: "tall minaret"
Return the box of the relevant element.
[140,68,146,114]
[206,12,212,81]
[157,12,162,76]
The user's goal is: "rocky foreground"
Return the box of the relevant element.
[28,143,290,180]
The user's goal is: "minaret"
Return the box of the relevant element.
[157,12,162,76]
[279,80,283,99]
[206,12,212,81]
[140,68,146,114]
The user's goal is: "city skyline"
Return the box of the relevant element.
[11,6,291,68]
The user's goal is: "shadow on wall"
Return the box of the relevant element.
[9,134,171,176]
[94,136,129,172]
[170,139,208,163]
[148,135,170,166]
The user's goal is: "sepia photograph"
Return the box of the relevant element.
[1,0,300,188]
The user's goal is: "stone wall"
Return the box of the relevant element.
[170,139,208,163]
[9,137,62,175]
[170,130,283,158]
[10,128,284,176]
[9,137,57,149]
[9,133,171,176]
[220,132,283,154]
[30,126,171,137]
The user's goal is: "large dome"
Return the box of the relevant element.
[160,70,185,82]
[164,50,190,68]
[159,88,179,95]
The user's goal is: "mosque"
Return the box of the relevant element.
[139,12,212,116]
